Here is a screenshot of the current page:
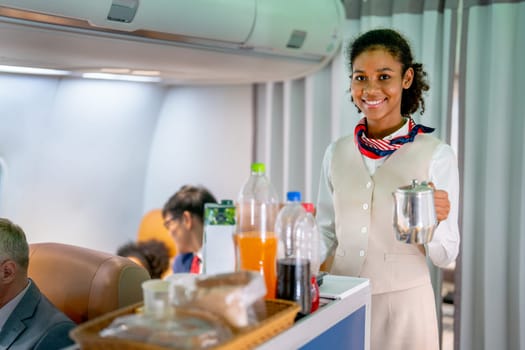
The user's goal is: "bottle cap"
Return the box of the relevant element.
[286,191,301,202]
[302,202,315,213]
[220,199,234,205]
[251,162,265,173]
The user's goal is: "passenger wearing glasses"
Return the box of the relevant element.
[162,185,217,274]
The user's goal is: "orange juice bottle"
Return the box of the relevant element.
[235,163,280,299]
[235,232,278,299]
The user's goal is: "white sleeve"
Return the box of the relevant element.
[316,143,338,263]
[426,143,461,268]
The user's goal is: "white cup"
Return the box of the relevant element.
[142,279,171,318]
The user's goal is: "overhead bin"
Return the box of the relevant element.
[245,0,342,59]
[0,0,257,43]
[0,0,345,84]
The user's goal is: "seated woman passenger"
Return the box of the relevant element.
[117,239,170,279]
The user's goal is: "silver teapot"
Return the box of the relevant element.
[392,179,438,244]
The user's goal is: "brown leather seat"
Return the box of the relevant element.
[28,242,151,324]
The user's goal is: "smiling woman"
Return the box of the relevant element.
[316,28,460,350]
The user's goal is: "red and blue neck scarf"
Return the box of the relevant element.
[354,117,434,159]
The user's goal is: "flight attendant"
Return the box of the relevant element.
[316,29,460,350]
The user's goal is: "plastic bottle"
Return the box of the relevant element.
[275,192,306,259]
[301,202,321,312]
[235,162,280,299]
[275,191,311,317]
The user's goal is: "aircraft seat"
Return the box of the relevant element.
[28,242,150,324]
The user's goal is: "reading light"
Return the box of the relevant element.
[131,70,160,76]
[0,65,70,76]
[82,72,162,83]
[100,68,131,74]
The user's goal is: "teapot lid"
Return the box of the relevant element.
[396,179,434,194]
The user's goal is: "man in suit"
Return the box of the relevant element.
[0,218,75,350]
[162,185,217,274]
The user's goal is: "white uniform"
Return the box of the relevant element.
[316,122,460,350]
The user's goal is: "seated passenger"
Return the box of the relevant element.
[117,239,170,279]
[0,218,75,350]
[162,185,217,274]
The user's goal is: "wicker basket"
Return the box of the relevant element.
[70,299,300,350]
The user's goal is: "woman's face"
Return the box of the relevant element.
[350,48,413,132]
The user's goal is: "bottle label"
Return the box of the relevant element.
[204,204,236,226]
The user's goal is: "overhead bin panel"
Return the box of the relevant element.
[0,0,256,43]
[0,0,344,83]
[0,0,109,23]
[118,0,256,43]
[245,0,344,59]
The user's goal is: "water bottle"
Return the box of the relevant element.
[234,162,280,299]
[275,191,311,317]
[302,202,320,312]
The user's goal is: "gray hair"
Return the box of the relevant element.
[0,218,29,269]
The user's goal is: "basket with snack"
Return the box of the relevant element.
[71,271,300,349]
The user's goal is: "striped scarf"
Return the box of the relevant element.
[354,118,434,159]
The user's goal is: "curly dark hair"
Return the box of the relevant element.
[347,28,429,117]
[117,240,170,279]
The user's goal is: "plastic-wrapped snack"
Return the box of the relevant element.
[99,313,153,343]
[99,308,233,349]
[166,273,199,307]
[188,271,267,329]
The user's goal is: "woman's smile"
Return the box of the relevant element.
[362,98,386,108]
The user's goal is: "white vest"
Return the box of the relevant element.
[330,133,441,294]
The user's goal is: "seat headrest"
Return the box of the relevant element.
[137,209,177,258]
[28,242,151,324]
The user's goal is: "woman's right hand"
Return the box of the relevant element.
[433,189,451,222]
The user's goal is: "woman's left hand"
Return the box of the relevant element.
[430,182,451,222]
